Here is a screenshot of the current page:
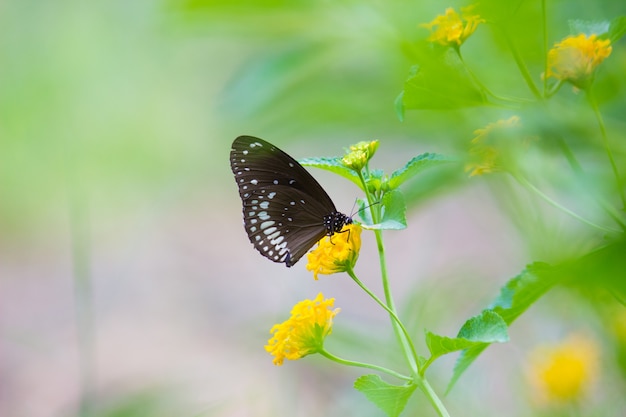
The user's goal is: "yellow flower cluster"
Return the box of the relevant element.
[421,6,484,48]
[546,34,612,88]
[265,293,340,366]
[306,224,362,280]
[527,334,599,404]
[465,116,521,177]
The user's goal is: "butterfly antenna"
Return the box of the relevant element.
[350,198,380,219]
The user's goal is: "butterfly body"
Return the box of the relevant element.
[230,136,351,267]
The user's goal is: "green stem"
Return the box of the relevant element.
[319,349,411,382]
[587,90,626,211]
[456,48,531,105]
[355,171,419,375]
[351,169,451,417]
[498,26,543,100]
[346,268,419,373]
[415,377,451,417]
[515,174,620,234]
[555,135,626,231]
[346,267,451,417]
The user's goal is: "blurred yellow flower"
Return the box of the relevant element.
[265,293,340,366]
[421,6,485,47]
[527,334,599,404]
[342,140,379,172]
[306,224,362,280]
[546,34,612,89]
[465,116,521,177]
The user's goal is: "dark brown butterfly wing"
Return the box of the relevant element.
[230,136,350,267]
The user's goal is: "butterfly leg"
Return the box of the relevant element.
[329,227,350,245]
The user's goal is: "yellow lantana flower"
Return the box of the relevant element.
[342,140,379,172]
[546,33,612,89]
[465,116,521,177]
[265,293,340,366]
[306,224,362,280]
[527,334,599,404]
[421,6,485,48]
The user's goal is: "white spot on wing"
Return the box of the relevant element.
[260,221,275,230]
[263,226,277,235]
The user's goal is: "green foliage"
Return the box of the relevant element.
[387,153,455,190]
[448,263,562,392]
[299,156,362,189]
[357,190,407,230]
[7,1,625,416]
[608,16,626,43]
[424,310,508,374]
[396,50,487,116]
[354,375,416,417]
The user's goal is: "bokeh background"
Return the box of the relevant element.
[2,1,625,416]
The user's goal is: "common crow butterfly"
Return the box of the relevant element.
[230,136,351,267]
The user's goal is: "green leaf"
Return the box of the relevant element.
[299,156,362,190]
[608,16,626,43]
[424,310,508,370]
[447,262,559,392]
[457,310,509,343]
[399,49,486,111]
[358,190,407,230]
[388,153,454,190]
[488,262,559,323]
[354,374,416,417]
[425,332,480,360]
[446,344,488,394]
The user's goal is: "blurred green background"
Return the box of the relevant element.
[1,0,625,416]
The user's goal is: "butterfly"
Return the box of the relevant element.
[230,135,352,267]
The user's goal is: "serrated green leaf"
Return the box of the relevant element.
[388,153,454,190]
[425,332,479,360]
[358,190,407,230]
[608,16,626,43]
[488,262,559,323]
[446,343,488,394]
[299,156,362,190]
[354,374,416,417]
[457,310,509,343]
[400,50,486,111]
[447,262,559,393]
[424,310,508,368]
